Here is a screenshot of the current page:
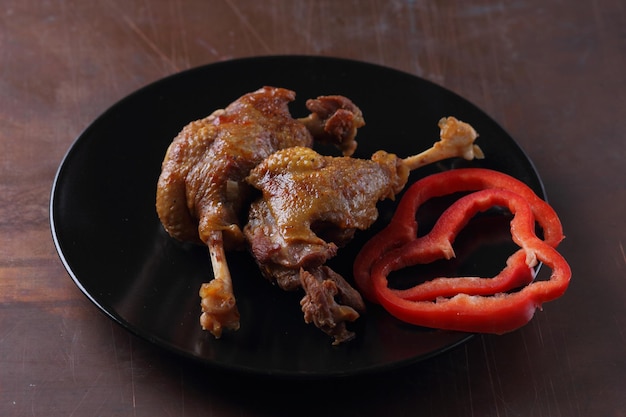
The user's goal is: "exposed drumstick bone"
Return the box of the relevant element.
[402,117,484,171]
[199,230,240,338]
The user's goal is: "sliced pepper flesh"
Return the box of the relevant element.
[353,168,571,334]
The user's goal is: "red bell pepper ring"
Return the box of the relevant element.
[354,168,564,302]
[353,168,571,334]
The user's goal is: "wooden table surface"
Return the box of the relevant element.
[2,1,625,415]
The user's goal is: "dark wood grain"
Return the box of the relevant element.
[1,0,625,415]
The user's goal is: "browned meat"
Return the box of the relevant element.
[300,266,365,345]
[297,95,363,156]
[157,87,362,248]
[244,117,483,344]
[155,86,364,338]
[244,146,407,343]
[245,147,407,281]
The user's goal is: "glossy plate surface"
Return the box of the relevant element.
[50,56,544,378]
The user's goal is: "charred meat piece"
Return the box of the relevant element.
[156,86,364,338]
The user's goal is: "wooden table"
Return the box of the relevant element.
[2,1,624,415]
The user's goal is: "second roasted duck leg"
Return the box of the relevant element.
[244,117,483,344]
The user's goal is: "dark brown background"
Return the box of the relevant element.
[1,1,624,416]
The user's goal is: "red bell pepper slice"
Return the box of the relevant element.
[353,168,571,334]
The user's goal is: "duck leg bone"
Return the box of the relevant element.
[199,230,240,338]
[402,117,484,171]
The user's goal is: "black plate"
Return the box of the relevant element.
[50,56,544,379]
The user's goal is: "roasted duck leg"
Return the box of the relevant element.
[156,86,364,338]
[244,117,482,344]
